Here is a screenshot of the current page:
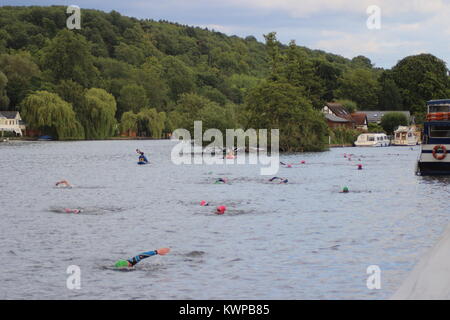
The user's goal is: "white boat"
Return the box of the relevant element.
[354,133,390,147]
[417,99,450,175]
[392,126,420,146]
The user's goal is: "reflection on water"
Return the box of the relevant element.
[0,141,449,299]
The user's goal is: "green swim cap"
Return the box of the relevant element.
[114,260,130,268]
[343,186,349,192]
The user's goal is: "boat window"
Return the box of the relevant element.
[429,105,450,113]
[368,137,375,141]
[430,126,450,138]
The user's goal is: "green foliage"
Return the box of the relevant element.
[20,91,84,139]
[380,112,408,135]
[351,56,373,69]
[175,92,215,132]
[392,54,449,114]
[0,52,41,107]
[82,88,117,139]
[334,68,380,110]
[137,108,166,138]
[120,111,138,133]
[118,84,148,116]
[41,29,98,87]
[55,80,86,115]
[245,80,328,152]
[368,122,385,133]
[329,127,360,145]
[161,56,196,100]
[377,71,403,110]
[0,71,9,108]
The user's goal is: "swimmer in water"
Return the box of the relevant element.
[340,186,349,193]
[269,177,288,184]
[114,248,170,268]
[55,180,71,187]
[64,208,82,214]
[215,178,228,184]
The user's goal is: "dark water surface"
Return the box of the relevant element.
[0,140,449,299]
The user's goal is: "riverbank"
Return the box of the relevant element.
[391,221,450,299]
[329,144,354,148]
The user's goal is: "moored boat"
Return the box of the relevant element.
[392,126,420,146]
[417,99,450,175]
[354,133,390,147]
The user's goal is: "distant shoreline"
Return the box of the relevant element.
[2,137,358,148]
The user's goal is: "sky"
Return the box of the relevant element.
[3,0,450,69]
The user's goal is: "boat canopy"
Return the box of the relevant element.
[427,99,450,105]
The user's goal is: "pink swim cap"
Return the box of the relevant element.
[200,200,208,206]
[216,206,226,215]
[301,161,306,164]
[287,164,292,168]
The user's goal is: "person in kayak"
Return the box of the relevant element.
[136,149,149,164]
[114,248,170,268]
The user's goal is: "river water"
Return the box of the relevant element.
[0,140,449,300]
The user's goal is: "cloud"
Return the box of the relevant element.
[315,32,425,58]
[227,0,449,17]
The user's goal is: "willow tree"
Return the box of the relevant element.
[137,108,166,138]
[82,88,117,139]
[20,91,84,140]
[120,111,138,135]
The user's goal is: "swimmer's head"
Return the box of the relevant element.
[114,260,131,268]
[216,206,226,215]
[342,187,349,193]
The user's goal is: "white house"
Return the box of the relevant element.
[0,111,24,136]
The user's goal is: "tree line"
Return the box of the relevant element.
[0,6,448,150]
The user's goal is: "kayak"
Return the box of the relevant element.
[137,161,147,165]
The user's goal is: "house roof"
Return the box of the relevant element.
[325,102,353,119]
[351,112,368,126]
[361,111,410,123]
[0,111,20,119]
[324,113,351,123]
